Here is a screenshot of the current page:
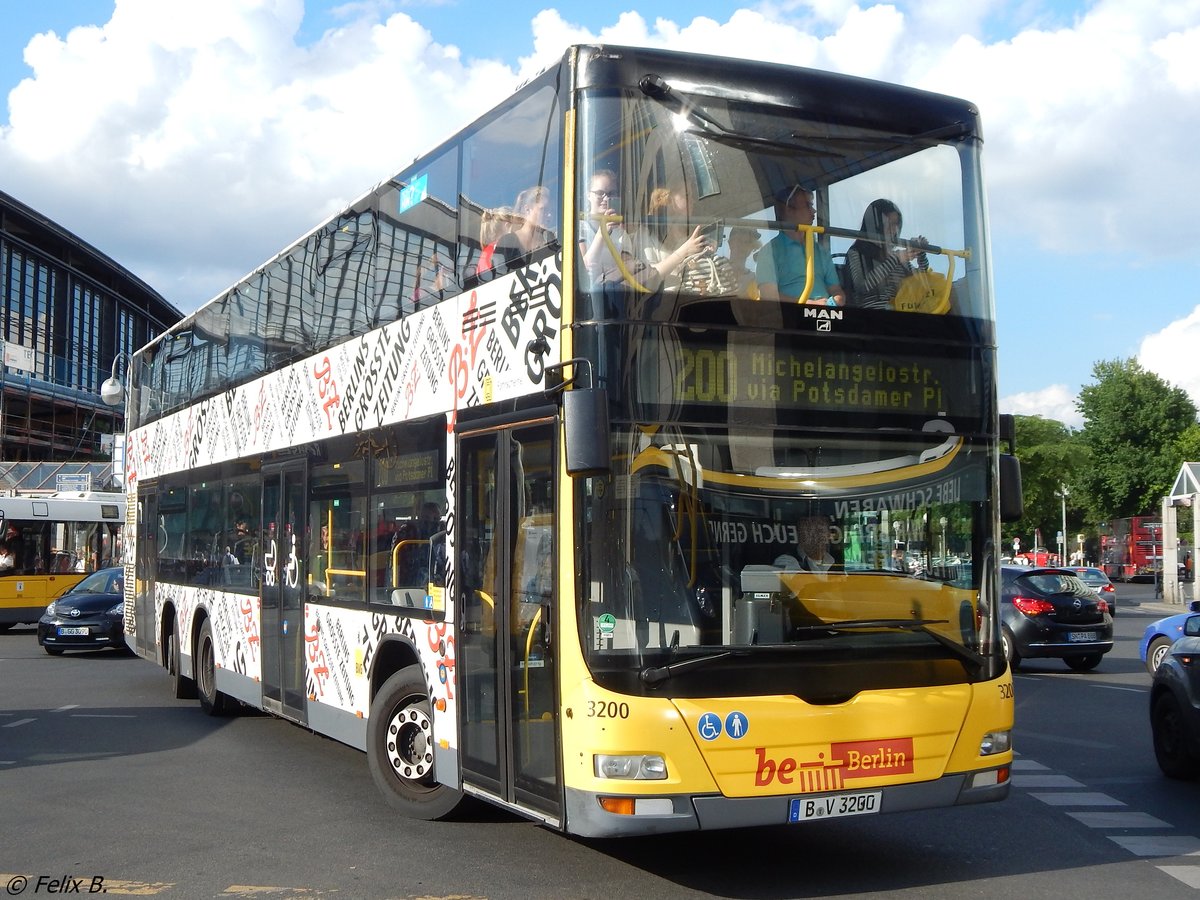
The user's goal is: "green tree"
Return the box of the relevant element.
[1009,415,1081,551]
[1077,359,1198,518]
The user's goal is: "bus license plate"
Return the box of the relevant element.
[789,791,881,822]
[1068,631,1097,642]
[57,626,89,636]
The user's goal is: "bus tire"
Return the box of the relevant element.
[169,619,197,700]
[196,618,230,716]
[368,665,462,819]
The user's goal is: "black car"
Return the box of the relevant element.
[1000,565,1113,671]
[36,567,127,655]
[1149,613,1200,778]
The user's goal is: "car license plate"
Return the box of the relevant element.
[789,791,881,822]
[1068,631,1097,642]
[57,626,89,636]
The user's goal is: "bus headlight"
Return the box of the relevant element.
[594,754,668,780]
[980,730,1011,755]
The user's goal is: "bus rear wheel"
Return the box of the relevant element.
[168,619,197,700]
[367,665,462,819]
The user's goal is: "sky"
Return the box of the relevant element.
[1,0,1198,429]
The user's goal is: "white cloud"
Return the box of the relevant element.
[1000,384,1083,428]
[1138,305,1200,410]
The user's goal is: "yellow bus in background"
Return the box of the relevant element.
[0,491,125,629]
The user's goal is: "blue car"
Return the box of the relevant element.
[1141,600,1200,675]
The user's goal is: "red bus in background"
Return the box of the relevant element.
[1100,516,1161,581]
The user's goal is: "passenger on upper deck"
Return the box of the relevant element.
[635,183,711,282]
[845,199,929,310]
[726,227,762,298]
[578,169,635,285]
[476,206,517,278]
[493,185,557,273]
[757,185,845,307]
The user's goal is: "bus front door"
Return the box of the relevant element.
[458,418,561,823]
[261,464,308,723]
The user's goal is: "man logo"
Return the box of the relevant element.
[817,320,832,332]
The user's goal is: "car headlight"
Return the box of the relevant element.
[45,601,58,616]
[107,602,123,616]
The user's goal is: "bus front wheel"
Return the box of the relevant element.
[367,665,462,819]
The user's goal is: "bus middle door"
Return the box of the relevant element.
[457,417,561,823]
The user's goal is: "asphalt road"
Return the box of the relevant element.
[1,579,1198,898]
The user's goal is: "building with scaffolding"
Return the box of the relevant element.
[1,189,181,488]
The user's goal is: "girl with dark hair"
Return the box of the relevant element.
[845,199,929,309]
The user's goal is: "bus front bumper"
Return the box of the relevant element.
[564,766,1010,837]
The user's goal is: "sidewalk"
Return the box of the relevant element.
[1133,601,1196,615]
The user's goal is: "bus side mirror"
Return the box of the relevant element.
[999,413,1016,453]
[999,453,1023,523]
[562,387,611,477]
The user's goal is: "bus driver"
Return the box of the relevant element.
[774,515,839,573]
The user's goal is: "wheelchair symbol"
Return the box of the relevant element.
[697,712,722,741]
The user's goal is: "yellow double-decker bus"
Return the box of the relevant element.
[109,45,1020,836]
[0,491,126,629]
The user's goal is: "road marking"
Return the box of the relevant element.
[1110,835,1200,857]
[222,887,330,896]
[1010,759,1049,771]
[1011,773,1084,788]
[1029,791,1126,807]
[1067,811,1172,829]
[1090,684,1147,693]
[2,718,35,728]
[1158,866,1200,889]
[1014,731,1114,750]
[0,877,173,896]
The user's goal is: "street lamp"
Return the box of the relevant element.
[100,353,129,407]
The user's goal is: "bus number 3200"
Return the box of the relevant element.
[587,701,630,718]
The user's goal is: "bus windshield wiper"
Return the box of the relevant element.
[640,649,749,686]
[790,618,987,670]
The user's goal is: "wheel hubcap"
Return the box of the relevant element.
[386,703,434,780]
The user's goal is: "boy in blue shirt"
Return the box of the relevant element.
[757,185,845,306]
